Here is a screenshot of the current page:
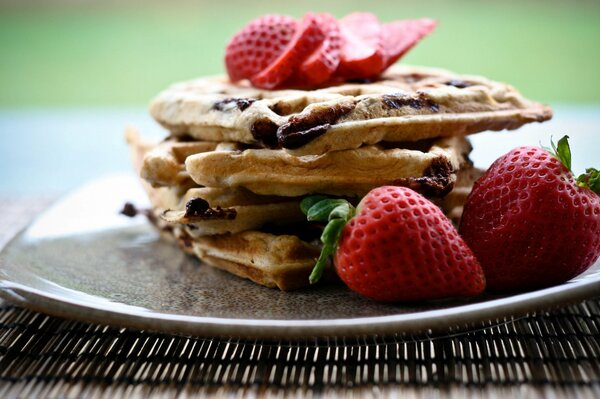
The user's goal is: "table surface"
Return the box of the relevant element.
[1,107,600,398]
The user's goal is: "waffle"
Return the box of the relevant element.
[129,130,480,290]
[184,135,470,197]
[183,229,323,291]
[158,187,305,237]
[127,128,305,236]
[149,216,323,290]
[139,134,470,198]
[142,165,480,291]
[150,65,552,155]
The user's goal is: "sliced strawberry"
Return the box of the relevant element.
[225,15,297,82]
[336,12,386,79]
[293,13,342,86]
[382,19,437,68]
[251,13,325,90]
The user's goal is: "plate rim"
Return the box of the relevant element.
[1,175,599,339]
[1,241,599,339]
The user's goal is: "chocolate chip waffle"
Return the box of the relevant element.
[184,135,470,197]
[150,65,552,156]
[128,128,305,236]
[139,133,470,198]
[128,126,479,290]
[143,167,481,290]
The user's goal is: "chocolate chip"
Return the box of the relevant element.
[446,79,471,89]
[391,158,454,197]
[277,102,355,148]
[278,124,331,149]
[269,102,294,116]
[185,198,210,217]
[250,118,280,148]
[382,93,439,112]
[120,202,138,217]
[383,95,422,110]
[183,198,237,220]
[213,97,257,112]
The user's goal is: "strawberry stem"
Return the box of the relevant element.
[577,168,600,195]
[300,196,355,283]
[548,136,599,196]
[549,135,572,171]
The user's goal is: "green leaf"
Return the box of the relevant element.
[300,195,329,215]
[329,202,355,221]
[306,199,348,222]
[309,218,346,284]
[549,135,572,171]
[300,195,357,284]
[577,168,600,195]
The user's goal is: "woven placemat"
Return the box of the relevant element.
[1,198,599,398]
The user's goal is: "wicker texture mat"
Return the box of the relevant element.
[1,198,600,398]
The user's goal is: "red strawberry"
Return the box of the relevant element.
[225,15,297,82]
[459,136,600,292]
[382,19,437,68]
[336,12,386,79]
[301,187,485,302]
[293,13,342,86]
[251,13,325,89]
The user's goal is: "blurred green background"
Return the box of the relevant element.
[1,0,600,107]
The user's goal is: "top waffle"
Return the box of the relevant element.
[150,65,552,155]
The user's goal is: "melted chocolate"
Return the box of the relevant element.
[392,157,454,197]
[269,102,294,116]
[120,202,138,217]
[277,102,356,149]
[382,93,439,112]
[250,118,280,148]
[184,198,237,220]
[277,124,331,149]
[213,97,257,112]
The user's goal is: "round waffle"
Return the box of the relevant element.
[150,65,552,155]
[184,136,470,197]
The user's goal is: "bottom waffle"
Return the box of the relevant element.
[140,165,482,291]
[150,214,323,290]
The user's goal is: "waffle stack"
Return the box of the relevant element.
[128,65,551,290]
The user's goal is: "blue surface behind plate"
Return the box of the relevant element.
[0,105,599,195]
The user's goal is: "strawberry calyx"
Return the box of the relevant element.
[549,135,572,171]
[300,196,355,284]
[577,168,600,195]
[548,135,600,195]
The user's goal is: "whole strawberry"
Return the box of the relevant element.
[459,136,600,291]
[301,187,485,302]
